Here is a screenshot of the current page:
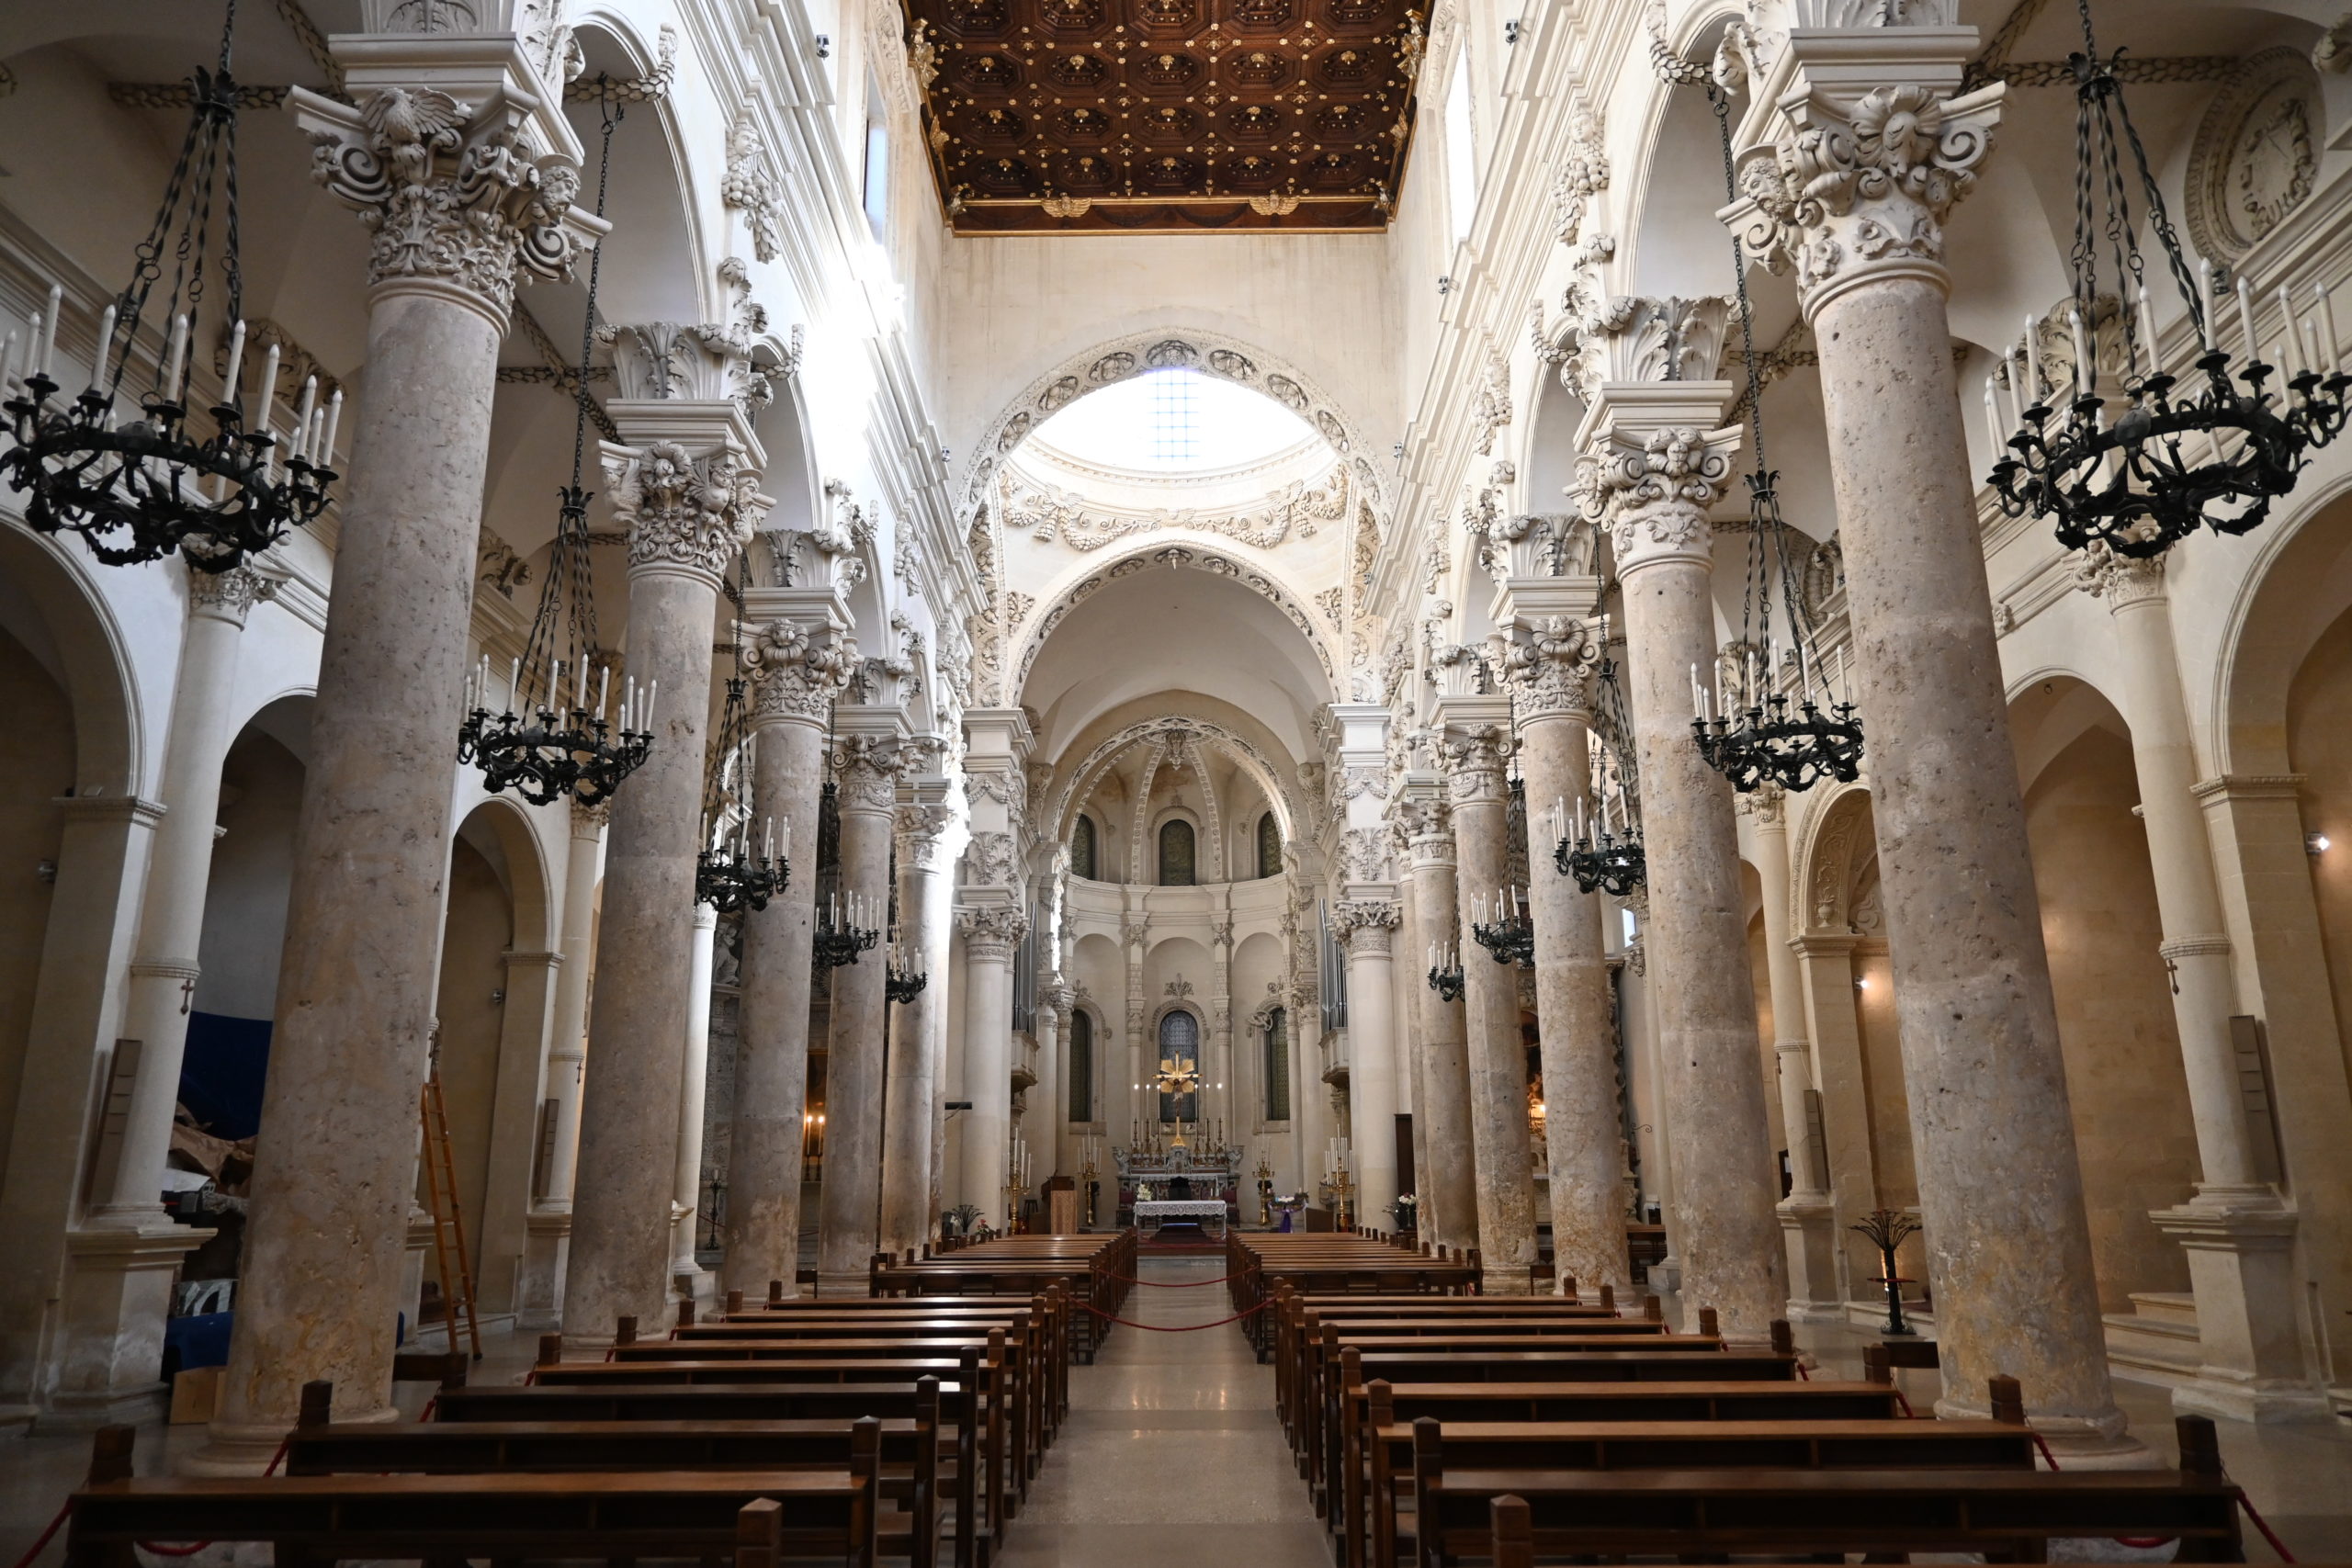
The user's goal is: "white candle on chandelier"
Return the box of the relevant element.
[220,320,247,412]
[2003,348,2028,437]
[318,389,343,467]
[2022,314,2042,407]
[2234,276,2260,362]
[35,284,62,378]
[764,817,775,862]
[289,375,318,462]
[90,304,119,398]
[2196,259,2219,352]
[2279,288,2305,376]
[2305,321,2326,386]
[548,658,563,713]
[2317,282,2342,376]
[255,342,283,473]
[1982,379,2003,458]
[2135,287,2162,381]
[645,680,658,733]
[2068,308,2094,400]
[508,657,522,713]
[597,665,611,719]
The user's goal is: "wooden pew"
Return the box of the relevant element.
[1363,1411,2034,1568]
[63,1425,878,1568]
[288,1382,938,1568]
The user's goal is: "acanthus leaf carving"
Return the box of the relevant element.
[605,438,763,582]
[743,618,857,720]
[1501,614,1602,719]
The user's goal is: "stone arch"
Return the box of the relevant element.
[0,523,140,795]
[453,793,558,954]
[1052,716,1306,852]
[1012,540,1338,693]
[565,17,709,324]
[1790,781,1874,937]
[1151,807,1202,886]
[958,328,1390,522]
[2215,473,2352,774]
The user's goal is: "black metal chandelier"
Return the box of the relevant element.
[1469,886,1534,969]
[885,933,929,1005]
[457,103,651,809]
[816,890,883,970]
[1984,0,2347,558]
[1425,939,1464,1001]
[1554,654,1646,897]
[1690,84,1863,795]
[695,674,787,913]
[1,3,334,572]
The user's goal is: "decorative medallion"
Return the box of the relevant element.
[2185,48,2320,263]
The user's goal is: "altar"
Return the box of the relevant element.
[1113,1140,1242,1230]
[1135,1199,1230,1238]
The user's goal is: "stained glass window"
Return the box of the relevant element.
[1257,811,1282,879]
[1159,818,1195,886]
[1158,1010,1198,1123]
[1071,814,1096,880]
[1264,1006,1291,1122]
[1068,1010,1093,1122]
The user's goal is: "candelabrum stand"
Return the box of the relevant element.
[1329,1162,1355,1232]
[1080,1157,1098,1229]
[1851,1208,1924,1337]
[1255,1156,1274,1227]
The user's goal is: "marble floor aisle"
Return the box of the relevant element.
[993,1251,1331,1567]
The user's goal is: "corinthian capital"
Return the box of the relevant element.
[830,734,906,814]
[1441,723,1515,806]
[743,618,858,722]
[599,315,774,410]
[1723,40,2001,317]
[1501,615,1602,720]
[2071,539,2167,609]
[603,439,763,585]
[1559,285,1736,397]
[957,904,1030,960]
[187,564,277,627]
[1575,420,1743,572]
[292,82,597,318]
[895,802,956,869]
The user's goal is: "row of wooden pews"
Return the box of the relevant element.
[1238,1228,2252,1567]
[62,1233,1126,1568]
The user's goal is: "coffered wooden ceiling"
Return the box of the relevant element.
[904,0,1426,234]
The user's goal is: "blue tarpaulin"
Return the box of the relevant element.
[178,1011,272,1139]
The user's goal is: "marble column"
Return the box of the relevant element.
[1334,900,1402,1229]
[1747,788,1841,1320]
[2078,547,2323,1420]
[198,55,596,1467]
[564,396,763,1346]
[669,904,718,1293]
[1123,915,1150,1135]
[1724,36,2131,1452]
[881,794,956,1256]
[1435,697,1537,1285]
[55,568,271,1421]
[957,907,1029,1227]
[1577,363,1783,1342]
[1400,780,1478,1252]
[1210,919,1237,1142]
[521,801,607,1325]
[1503,615,1634,1297]
[817,725,906,1291]
[720,596,854,1300]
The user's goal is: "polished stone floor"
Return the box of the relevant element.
[5,1258,2352,1566]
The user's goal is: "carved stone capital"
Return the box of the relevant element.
[830,734,905,815]
[1121,917,1152,950]
[2072,539,2168,609]
[1501,614,1602,720]
[1396,793,1455,869]
[958,904,1030,961]
[1442,724,1515,806]
[1725,76,2003,318]
[570,796,612,835]
[1558,289,1736,398]
[743,618,857,722]
[187,565,277,627]
[1737,780,1787,827]
[1576,421,1743,574]
[604,439,763,585]
[894,802,956,869]
[600,315,773,411]
[292,82,595,320]
[1331,898,1402,955]
[962,829,1018,888]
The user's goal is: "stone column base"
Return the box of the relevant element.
[40,1222,215,1430]
[1776,1195,1844,1323]
[517,1208,571,1330]
[816,1271,872,1300]
[2151,1196,2333,1424]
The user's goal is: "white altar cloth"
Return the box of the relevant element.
[1135,1199,1228,1235]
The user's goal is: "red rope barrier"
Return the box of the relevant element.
[1104,1269,1261,1287]
[1077,1298,1273,1332]
[2232,1470,2298,1562]
[2031,1431,2062,1470]
[7,1502,67,1568]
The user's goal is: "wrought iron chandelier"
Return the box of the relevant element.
[1470,886,1534,969]
[1,2,335,572]
[1692,85,1862,795]
[816,889,882,969]
[694,674,786,913]
[1984,0,2348,558]
[885,935,929,1005]
[1425,940,1464,1001]
[1554,655,1646,897]
[457,103,651,808]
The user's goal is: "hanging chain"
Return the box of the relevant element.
[1710,84,1781,705]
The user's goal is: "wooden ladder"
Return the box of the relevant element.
[418,1074,483,1359]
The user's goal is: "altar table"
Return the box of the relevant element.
[1135,1199,1229,1237]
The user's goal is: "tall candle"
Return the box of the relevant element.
[2235,276,2259,361]
[2196,260,2218,350]
[2068,308,2093,399]
[2279,288,2305,376]
[318,389,343,467]
[2135,287,2162,381]
[2320,283,2342,376]
[36,284,62,377]
[220,320,247,412]
[93,305,119,396]
[2022,314,2042,405]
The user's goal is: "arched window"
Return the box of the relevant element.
[1157,1010,1199,1123]
[1158,818,1195,886]
[861,73,890,239]
[1067,1010,1093,1122]
[1257,811,1282,879]
[1070,814,1096,880]
[1263,1006,1291,1122]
